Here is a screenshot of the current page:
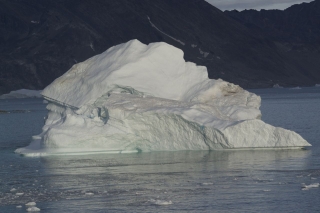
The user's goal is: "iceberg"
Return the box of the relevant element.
[15,40,311,156]
[273,84,283,88]
[0,89,42,99]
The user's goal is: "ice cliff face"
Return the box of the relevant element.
[15,40,311,156]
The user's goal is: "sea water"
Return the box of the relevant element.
[0,87,319,213]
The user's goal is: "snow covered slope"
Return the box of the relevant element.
[15,40,311,156]
[0,89,42,99]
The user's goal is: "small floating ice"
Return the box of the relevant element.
[0,89,42,99]
[10,188,17,192]
[273,84,283,88]
[27,207,41,212]
[263,189,271,192]
[16,192,24,196]
[16,205,22,208]
[85,192,94,196]
[311,177,317,180]
[290,87,301,90]
[26,202,36,206]
[149,199,173,206]
[135,191,146,195]
[202,182,214,185]
[301,183,319,190]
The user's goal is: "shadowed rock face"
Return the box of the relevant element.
[0,0,319,94]
[225,0,320,86]
[225,0,320,44]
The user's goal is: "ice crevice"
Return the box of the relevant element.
[15,40,311,156]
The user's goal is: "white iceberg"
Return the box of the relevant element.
[0,89,42,99]
[301,183,319,190]
[273,84,283,88]
[149,199,173,205]
[25,202,37,206]
[290,86,301,90]
[27,207,40,212]
[15,40,311,156]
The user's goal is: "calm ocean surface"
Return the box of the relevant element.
[0,87,319,213]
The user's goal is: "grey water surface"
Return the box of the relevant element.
[0,87,319,213]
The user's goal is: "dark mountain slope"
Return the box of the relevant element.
[225,0,320,86]
[0,0,319,94]
[225,0,320,43]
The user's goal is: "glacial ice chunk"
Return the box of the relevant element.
[26,202,37,206]
[0,89,42,99]
[15,40,311,156]
[301,183,319,190]
[273,84,283,88]
[149,199,173,205]
[27,207,41,212]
